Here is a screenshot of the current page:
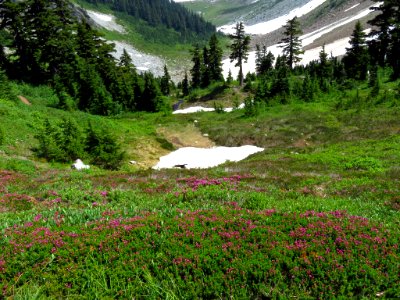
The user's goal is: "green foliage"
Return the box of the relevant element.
[280,17,304,70]
[35,118,85,163]
[0,68,15,101]
[0,125,4,146]
[79,0,215,42]
[344,157,383,172]
[85,123,125,170]
[213,101,225,114]
[343,21,369,81]
[229,22,251,86]
[243,97,259,117]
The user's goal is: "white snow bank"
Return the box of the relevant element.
[173,103,245,114]
[86,10,126,33]
[218,0,328,35]
[153,145,264,169]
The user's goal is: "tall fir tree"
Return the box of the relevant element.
[190,45,202,88]
[343,21,369,80]
[229,22,251,86]
[181,71,190,96]
[207,33,223,82]
[255,44,275,76]
[368,0,399,77]
[280,16,304,70]
[201,46,211,88]
[160,65,171,96]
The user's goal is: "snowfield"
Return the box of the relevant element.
[153,145,264,169]
[86,10,126,33]
[217,0,329,35]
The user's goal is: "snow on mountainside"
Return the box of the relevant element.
[85,9,166,78]
[84,0,380,80]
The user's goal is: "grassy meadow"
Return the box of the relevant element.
[0,77,400,298]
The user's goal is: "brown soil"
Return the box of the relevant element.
[157,123,215,148]
[18,96,31,105]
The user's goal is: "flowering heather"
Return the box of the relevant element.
[1,206,399,298]
[0,193,35,212]
[0,171,23,193]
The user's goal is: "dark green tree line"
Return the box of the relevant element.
[0,0,166,114]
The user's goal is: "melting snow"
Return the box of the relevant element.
[153,145,264,169]
[345,3,360,12]
[218,0,329,35]
[173,103,245,114]
[86,10,126,33]
[222,3,380,78]
[112,41,165,77]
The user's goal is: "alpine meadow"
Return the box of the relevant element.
[0,0,399,298]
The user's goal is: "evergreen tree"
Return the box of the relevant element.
[77,62,115,115]
[368,0,397,69]
[280,17,304,70]
[207,33,223,82]
[317,45,332,91]
[255,45,275,76]
[271,60,290,101]
[301,73,317,101]
[201,46,211,87]
[226,69,233,84]
[85,122,125,170]
[160,65,171,95]
[190,45,202,88]
[254,78,269,103]
[229,22,251,86]
[58,118,85,160]
[182,71,190,96]
[343,21,369,80]
[35,119,64,161]
[138,72,161,112]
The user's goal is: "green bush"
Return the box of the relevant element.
[35,118,85,162]
[0,125,4,145]
[344,157,383,172]
[85,123,125,170]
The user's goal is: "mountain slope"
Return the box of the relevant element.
[78,0,216,40]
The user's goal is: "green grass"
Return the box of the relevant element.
[0,78,400,298]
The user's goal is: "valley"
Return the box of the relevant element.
[0,0,399,298]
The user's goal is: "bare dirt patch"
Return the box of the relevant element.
[18,96,31,105]
[157,123,215,149]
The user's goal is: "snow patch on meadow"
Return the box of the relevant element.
[173,103,245,114]
[153,145,264,169]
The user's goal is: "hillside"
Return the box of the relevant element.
[1,0,400,297]
[1,73,400,298]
